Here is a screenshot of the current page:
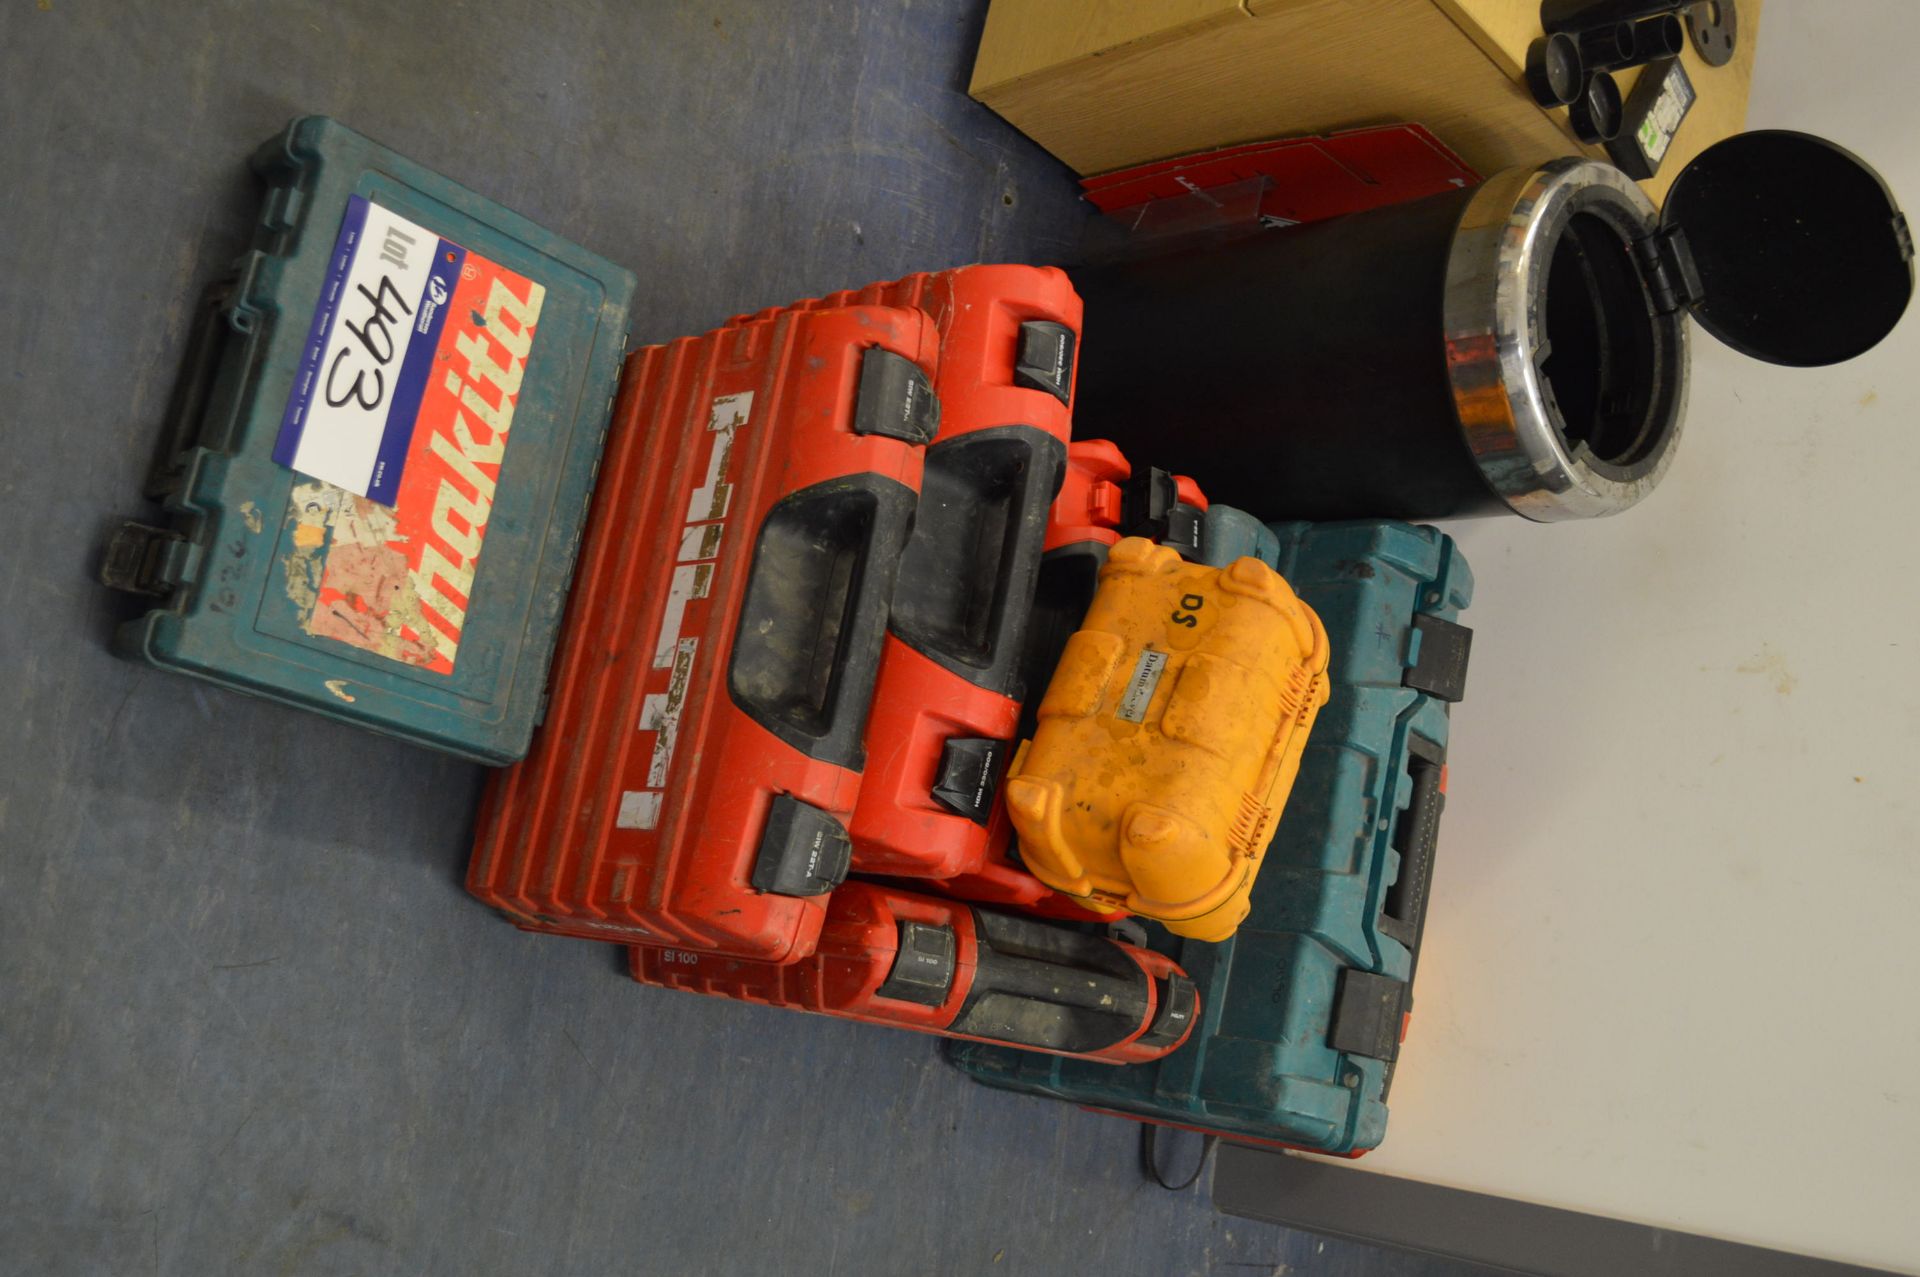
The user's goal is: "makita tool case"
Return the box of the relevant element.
[102,117,636,763]
[468,303,939,962]
[949,517,1472,1157]
[632,881,1198,1064]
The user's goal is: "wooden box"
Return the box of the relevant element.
[970,0,1759,203]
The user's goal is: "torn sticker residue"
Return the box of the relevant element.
[278,250,547,674]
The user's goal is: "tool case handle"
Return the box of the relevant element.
[890,428,1068,697]
[144,257,271,500]
[1328,733,1447,1077]
[1011,540,1109,745]
[729,474,919,772]
[1378,733,1445,965]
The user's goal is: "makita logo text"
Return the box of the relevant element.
[408,277,545,663]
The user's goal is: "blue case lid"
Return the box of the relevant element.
[114,117,636,764]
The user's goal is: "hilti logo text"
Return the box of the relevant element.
[616,391,754,832]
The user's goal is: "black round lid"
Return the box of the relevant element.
[1662,130,1914,366]
[1525,33,1583,107]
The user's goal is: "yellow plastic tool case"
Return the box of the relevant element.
[1004,538,1329,940]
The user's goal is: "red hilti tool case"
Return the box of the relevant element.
[468,302,938,961]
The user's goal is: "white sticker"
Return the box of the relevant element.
[645,639,698,787]
[1116,649,1170,723]
[615,791,663,830]
[652,564,714,670]
[686,392,752,522]
[678,522,724,563]
[622,390,756,829]
[273,197,461,501]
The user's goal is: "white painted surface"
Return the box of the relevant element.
[1345,5,1920,1272]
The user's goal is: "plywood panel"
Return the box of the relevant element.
[973,0,1578,179]
[971,0,1248,97]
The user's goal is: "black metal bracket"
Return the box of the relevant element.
[1634,224,1705,315]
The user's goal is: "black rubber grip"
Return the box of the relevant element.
[949,908,1158,1055]
[1367,733,1447,1097]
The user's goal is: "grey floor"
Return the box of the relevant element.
[0,4,1491,1274]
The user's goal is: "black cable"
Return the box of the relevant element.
[1140,1124,1218,1191]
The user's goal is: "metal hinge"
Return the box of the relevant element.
[1633,225,1705,316]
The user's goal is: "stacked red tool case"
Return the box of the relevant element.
[469,265,1205,1063]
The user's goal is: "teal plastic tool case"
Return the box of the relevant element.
[948,516,1473,1157]
[102,117,636,763]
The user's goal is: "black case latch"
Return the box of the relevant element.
[1013,320,1077,405]
[931,737,1004,826]
[1329,969,1409,1063]
[100,522,192,597]
[852,347,940,444]
[748,795,852,898]
[1402,614,1472,704]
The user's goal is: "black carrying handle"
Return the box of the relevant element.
[888,429,1068,697]
[145,258,269,501]
[1378,733,1446,972]
[728,475,918,772]
[1011,542,1107,747]
[1322,733,1447,1093]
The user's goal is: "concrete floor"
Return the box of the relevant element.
[0,3,1491,1274]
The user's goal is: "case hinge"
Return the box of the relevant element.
[100,522,193,598]
[1634,225,1705,316]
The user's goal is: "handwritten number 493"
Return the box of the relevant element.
[324,276,414,412]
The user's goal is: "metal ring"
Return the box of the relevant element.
[1442,159,1689,521]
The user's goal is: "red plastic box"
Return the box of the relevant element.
[468,302,938,961]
